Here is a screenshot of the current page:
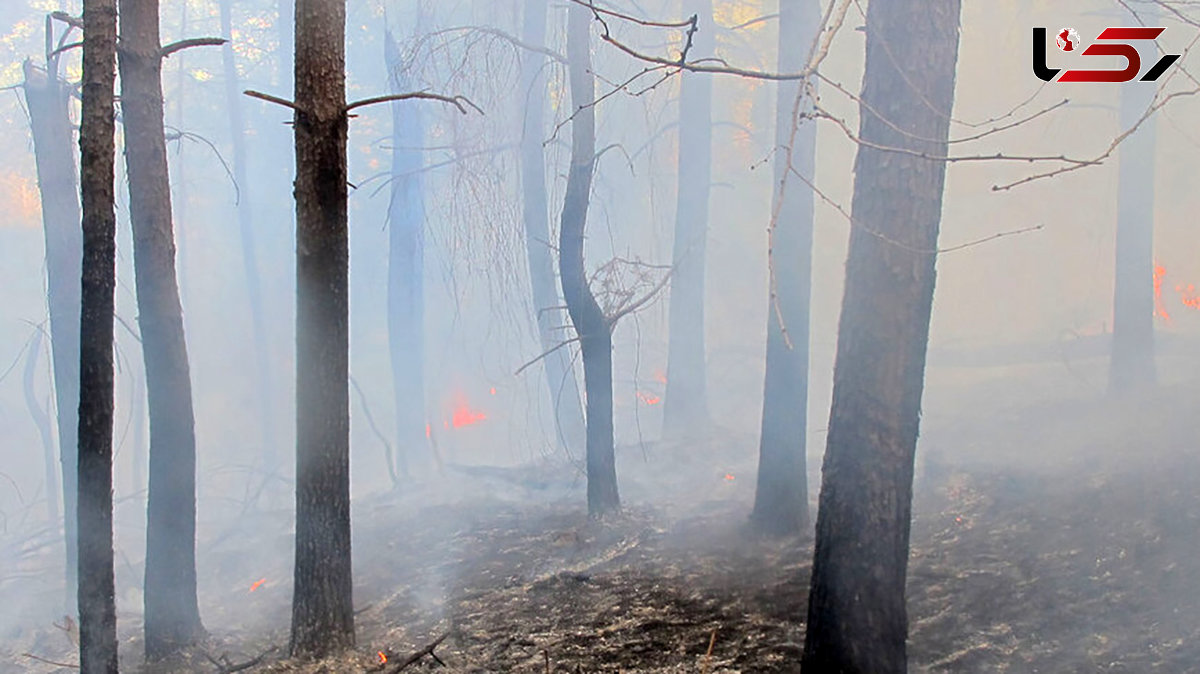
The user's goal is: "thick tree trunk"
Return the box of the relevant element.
[801,1,961,671]
[117,0,205,658]
[1108,5,1158,394]
[662,0,714,435]
[561,2,619,517]
[22,55,82,609]
[384,32,427,477]
[289,0,354,657]
[521,0,587,458]
[77,0,119,670]
[221,0,276,464]
[751,0,819,536]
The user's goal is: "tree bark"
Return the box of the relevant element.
[662,0,714,436]
[221,0,276,466]
[22,53,82,610]
[118,0,205,658]
[801,1,961,671]
[77,0,119,670]
[520,0,587,458]
[1108,4,1158,394]
[561,2,620,517]
[384,31,428,477]
[751,0,819,537]
[289,0,354,657]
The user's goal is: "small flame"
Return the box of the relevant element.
[636,391,661,405]
[425,423,431,439]
[451,406,487,428]
[248,578,266,593]
[724,473,735,481]
[652,370,667,385]
[489,387,497,395]
[1154,264,1172,321]
[1177,283,1200,310]
[376,651,388,665]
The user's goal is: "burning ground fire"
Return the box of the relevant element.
[1153,263,1200,321]
[248,578,266,593]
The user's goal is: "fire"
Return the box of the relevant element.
[425,423,431,439]
[376,651,387,665]
[652,370,667,385]
[450,392,487,428]
[636,391,661,405]
[1154,264,1171,321]
[1177,283,1200,310]
[489,387,497,395]
[248,578,266,593]
[724,473,735,481]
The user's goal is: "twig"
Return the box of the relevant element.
[345,91,481,115]
[161,37,226,59]
[515,336,582,376]
[204,646,277,674]
[386,633,449,673]
[700,628,717,674]
[22,653,79,669]
[243,89,303,112]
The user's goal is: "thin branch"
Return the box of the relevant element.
[243,89,302,112]
[515,337,582,377]
[345,91,481,115]
[48,41,83,59]
[606,268,672,326]
[22,653,78,669]
[50,11,83,29]
[386,633,450,673]
[161,37,226,59]
[566,0,695,28]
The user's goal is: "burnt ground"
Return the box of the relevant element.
[7,376,1200,673]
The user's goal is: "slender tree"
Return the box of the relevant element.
[289,0,355,656]
[802,1,962,671]
[1108,3,1159,394]
[22,32,82,608]
[77,0,119,669]
[520,0,587,457]
[751,0,820,536]
[662,0,714,435]
[560,2,620,516]
[117,0,209,656]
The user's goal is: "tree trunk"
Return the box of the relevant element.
[662,0,714,435]
[117,0,205,657]
[24,330,59,523]
[520,0,587,458]
[801,1,961,671]
[561,2,619,517]
[384,31,427,477]
[289,0,354,657]
[77,0,119,670]
[22,53,82,610]
[1108,5,1158,394]
[751,0,819,536]
[221,0,276,465]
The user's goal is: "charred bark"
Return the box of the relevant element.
[561,3,620,517]
[289,0,355,657]
[662,0,714,435]
[22,52,82,608]
[1108,4,1159,394]
[520,0,587,458]
[117,0,205,657]
[751,0,819,537]
[384,31,428,477]
[801,1,961,671]
[77,0,119,670]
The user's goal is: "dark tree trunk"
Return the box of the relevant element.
[801,1,961,671]
[77,0,119,670]
[561,3,619,517]
[384,31,428,477]
[22,53,82,609]
[663,0,714,435]
[751,0,819,537]
[520,0,587,458]
[117,0,205,658]
[221,0,276,464]
[289,0,354,657]
[1108,5,1158,394]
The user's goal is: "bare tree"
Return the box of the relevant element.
[663,0,713,436]
[802,0,962,670]
[561,1,620,516]
[751,0,820,536]
[77,0,119,669]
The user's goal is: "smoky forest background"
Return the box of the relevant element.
[3,0,1200,671]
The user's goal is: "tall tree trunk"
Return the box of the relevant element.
[24,330,59,523]
[561,2,619,517]
[751,0,819,536]
[22,53,82,610]
[77,0,119,669]
[662,0,714,435]
[520,0,587,457]
[117,0,204,657]
[801,1,961,671]
[384,31,427,477]
[221,0,275,463]
[289,0,354,657]
[1108,5,1159,394]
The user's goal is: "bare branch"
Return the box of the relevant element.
[50,11,83,29]
[385,633,450,673]
[243,89,302,112]
[48,41,83,59]
[515,337,582,377]
[161,37,226,59]
[345,91,481,115]
[566,0,695,28]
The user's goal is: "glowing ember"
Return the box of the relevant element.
[724,473,735,481]
[1177,282,1200,310]
[1154,264,1172,321]
[489,387,497,395]
[636,391,661,405]
[376,651,387,665]
[425,423,431,439]
[450,393,487,428]
[248,578,266,593]
[652,370,667,384]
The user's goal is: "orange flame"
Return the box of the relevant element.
[449,391,487,428]
[724,473,735,481]
[1154,264,1172,321]
[652,370,667,385]
[376,651,388,664]
[425,423,431,439]
[248,578,266,592]
[1177,282,1200,310]
[636,391,661,405]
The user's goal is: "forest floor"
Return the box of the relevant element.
[7,362,1200,673]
